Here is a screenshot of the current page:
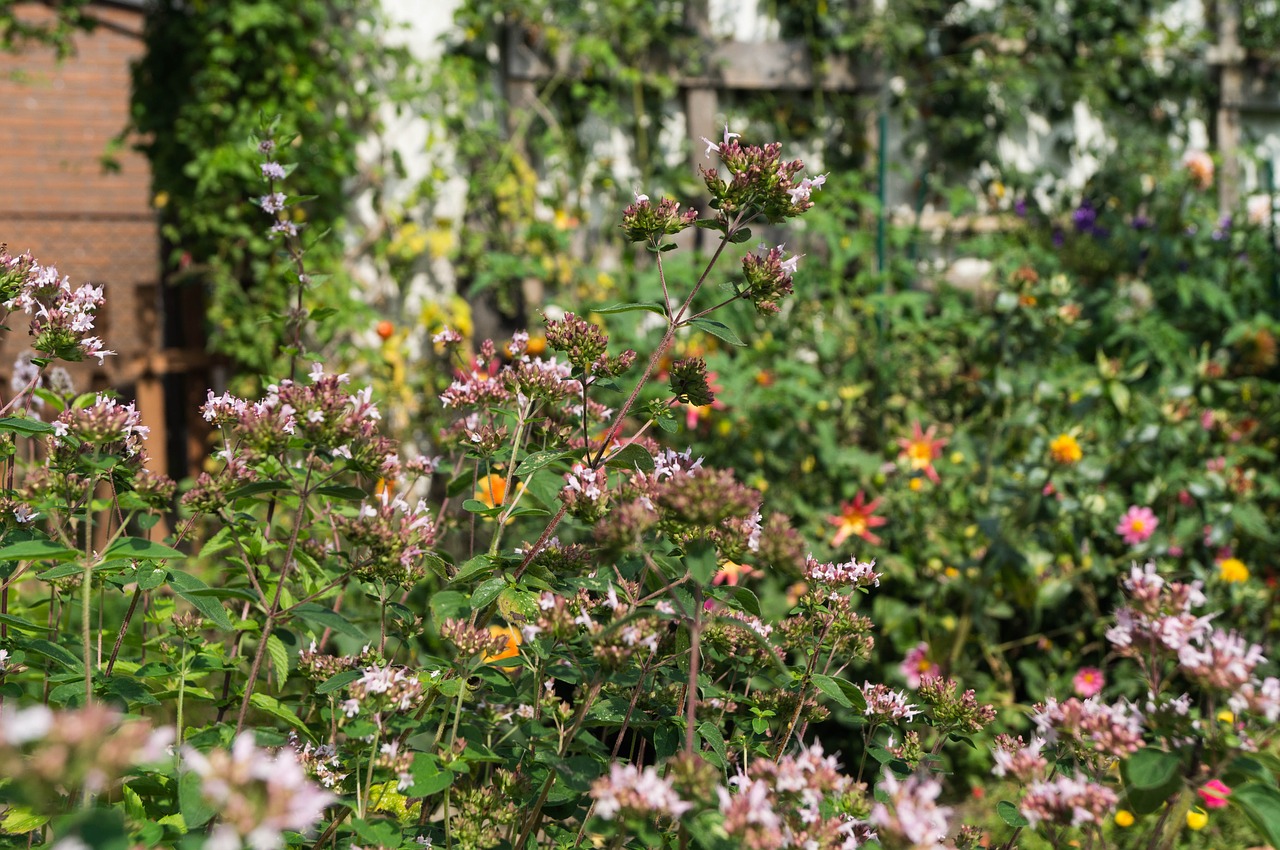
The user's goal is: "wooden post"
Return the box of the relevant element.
[1211,0,1246,212]
[683,0,717,235]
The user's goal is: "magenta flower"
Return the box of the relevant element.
[1072,667,1105,698]
[900,642,940,689]
[1197,779,1231,809]
[1116,505,1158,546]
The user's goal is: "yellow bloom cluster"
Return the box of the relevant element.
[1049,433,1083,465]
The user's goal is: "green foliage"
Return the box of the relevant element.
[0,0,93,58]
[128,0,415,379]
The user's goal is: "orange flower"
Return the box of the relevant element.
[484,624,522,671]
[828,491,887,547]
[1049,433,1083,465]
[897,421,947,484]
[713,560,759,586]
[475,473,508,508]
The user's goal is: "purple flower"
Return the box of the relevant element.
[1014,197,1028,217]
[1131,214,1152,230]
[1072,202,1098,233]
[261,162,286,181]
[260,193,286,214]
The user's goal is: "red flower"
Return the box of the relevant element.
[828,491,888,547]
[897,421,947,484]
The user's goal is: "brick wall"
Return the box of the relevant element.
[0,2,177,473]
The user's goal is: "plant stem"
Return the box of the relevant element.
[235,454,317,732]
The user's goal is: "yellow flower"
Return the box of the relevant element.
[1049,433,1083,464]
[909,478,924,492]
[1114,810,1135,828]
[1186,808,1208,830]
[483,624,522,671]
[1217,709,1235,725]
[1218,557,1249,583]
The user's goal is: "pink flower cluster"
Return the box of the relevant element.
[182,732,335,850]
[1033,695,1144,760]
[803,555,881,589]
[861,683,921,722]
[720,743,874,850]
[0,250,114,365]
[868,769,951,850]
[1018,775,1117,828]
[591,763,691,822]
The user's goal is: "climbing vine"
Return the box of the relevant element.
[128,0,417,380]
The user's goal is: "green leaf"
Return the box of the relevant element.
[1120,748,1183,814]
[0,612,42,633]
[312,484,368,500]
[1108,381,1130,415]
[471,577,506,610]
[0,416,54,436]
[224,480,289,500]
[351,816,401,848]
[462,499,502,517]
[167,570,235,630]
[179,769,217,828]
[727,227,754,244]
[0,805,49,834]
[997,800,1029,827]
[603,443,655,472]
[407,752,456,796]
[1233,783,1280,849]
[593,301,667,317]
[247,692,312,741]
[266,634,289,689]
[684,542,718,585]
[811,674,854,708]
[22,638,81,670]
[316,669,362,695]
[697,721,728,768]
[728,586,761,618]
[688,317,745,347]
[429,590,469,622]
[291,602,367,640]
[0,539,79,562]
[450,554,495,585]
[100,674,159,707]
[102,538,186,561]
[1125,748,1181,789]
[514,449,574,475]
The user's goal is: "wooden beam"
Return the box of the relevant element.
[1212,0,1245,212]
[504,27,878,93]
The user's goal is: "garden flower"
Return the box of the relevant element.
[1186,807,1208,830]
[591,763,691,821]
[868,768,952,850]
[897,421,947,484]
[713,560,757,586]
[828,490,887,547]
[1115,810,1135,827]
[900,643,940,689]
[1072,667,1105,698]
[1197,779,1231,809]
[484,625,522,671]
[1115,505,1158,546]
[1183,150,1214,189]
[475,473,508,508]
[1217,557,1249,583]
[1048,433,1082,464]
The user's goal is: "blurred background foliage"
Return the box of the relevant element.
[115,0,1280,739]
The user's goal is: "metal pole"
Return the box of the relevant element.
[877,109,888,274]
